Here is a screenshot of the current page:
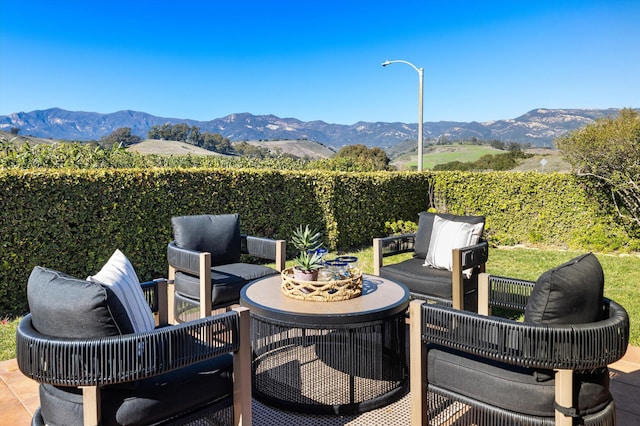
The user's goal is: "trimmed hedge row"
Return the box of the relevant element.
[1,168,637,316]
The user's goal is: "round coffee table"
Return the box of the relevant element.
[240,274,409,415]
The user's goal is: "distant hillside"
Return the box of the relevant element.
[241,139,335,159]
[2,107,634,148]
[128,139,226,156]
[0,129,57,145]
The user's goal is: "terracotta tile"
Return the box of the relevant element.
[610,359,640,375]
[21,394,40,416]
[623,345,640,364]
[0,359,19,375]
[0,380,15,404]
[0,398,32,426]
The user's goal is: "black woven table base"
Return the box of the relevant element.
[251,312,408,415]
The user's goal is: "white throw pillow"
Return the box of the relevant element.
[88,249,155,333]
[424,216,484,277]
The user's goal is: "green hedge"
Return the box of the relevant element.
[1,168,637,316]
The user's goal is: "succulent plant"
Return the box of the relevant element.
[293,250,324,272]
[291,225,324,273]
[291,224,323,252]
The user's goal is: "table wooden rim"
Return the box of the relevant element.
[240,274,410,326]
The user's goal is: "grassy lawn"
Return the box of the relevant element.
[0,317,20,361]
[397,144,503,170]
[1,246,638,361]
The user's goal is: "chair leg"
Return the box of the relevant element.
[451,248,464,310]
[168,266,177,324]
[199,252,212,319]
[275,239,286,272]
[81,386,100,426]
[373,238,383,276]
[232,307,252,426]
[555,369,575,426]
[409,300,427,426]
[478,273,490,316]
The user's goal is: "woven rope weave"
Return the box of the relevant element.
[281,267,363,301]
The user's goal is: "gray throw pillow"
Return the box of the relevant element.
[27,266,134,338]
[524,253,604,325]
[171,214,241,266]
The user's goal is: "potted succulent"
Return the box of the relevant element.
[291,225,324,281]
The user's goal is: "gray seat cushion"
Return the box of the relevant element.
[428,346,611,417]
[39,354,233,426]
[174,263,278,305]
[380,257,478,301]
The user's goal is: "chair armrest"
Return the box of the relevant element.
[376,233,416,257]
[417,300,629,370]
[167,241,203,275]
[140,278,169,325]
[457,240,489,270]
[478,273,536,314]
[140,278,167,313]
[373,233,416,275]
[16,309,246,387]
[241,235,286,271]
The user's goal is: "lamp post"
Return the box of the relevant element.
[382,60,424,172]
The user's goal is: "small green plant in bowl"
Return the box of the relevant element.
[294,250,324,273]
[291,225,324,280]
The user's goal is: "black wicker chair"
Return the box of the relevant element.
[374,211,488,311]
[16,266,252,426]
[168,213,286,323]
[409,253,629,426]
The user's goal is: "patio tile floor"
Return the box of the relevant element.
[2,345,639,425]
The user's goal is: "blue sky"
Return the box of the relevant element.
[1,0,638,125]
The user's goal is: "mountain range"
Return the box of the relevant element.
[0,107,629,149]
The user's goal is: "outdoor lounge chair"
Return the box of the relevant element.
[16,254,252,426]
[167,213,286,322]
[374,211,488,311]
[409,253,629,425]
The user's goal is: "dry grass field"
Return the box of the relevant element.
[127,139,225,156]
[239,139,335,159]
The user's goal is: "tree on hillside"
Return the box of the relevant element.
[556,108,640,225]
[100,127,141,149]
[147,123,173,140]
[202,132,233,154]
[187,126,201,144]
[234,142,270,158]
[334,144,390,171]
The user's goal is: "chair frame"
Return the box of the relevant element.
[16,278,252,426]
[409,273,629,426]
[168,234,286,322]
[373,233,488,310]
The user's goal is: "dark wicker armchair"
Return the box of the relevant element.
[16,266,252,426]
[374,211,488,311]
[409,253,629,426]
[168,214,286,322]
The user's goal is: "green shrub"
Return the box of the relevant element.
[1,167,638,317]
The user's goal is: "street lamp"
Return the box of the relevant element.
[382,59,424,172]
